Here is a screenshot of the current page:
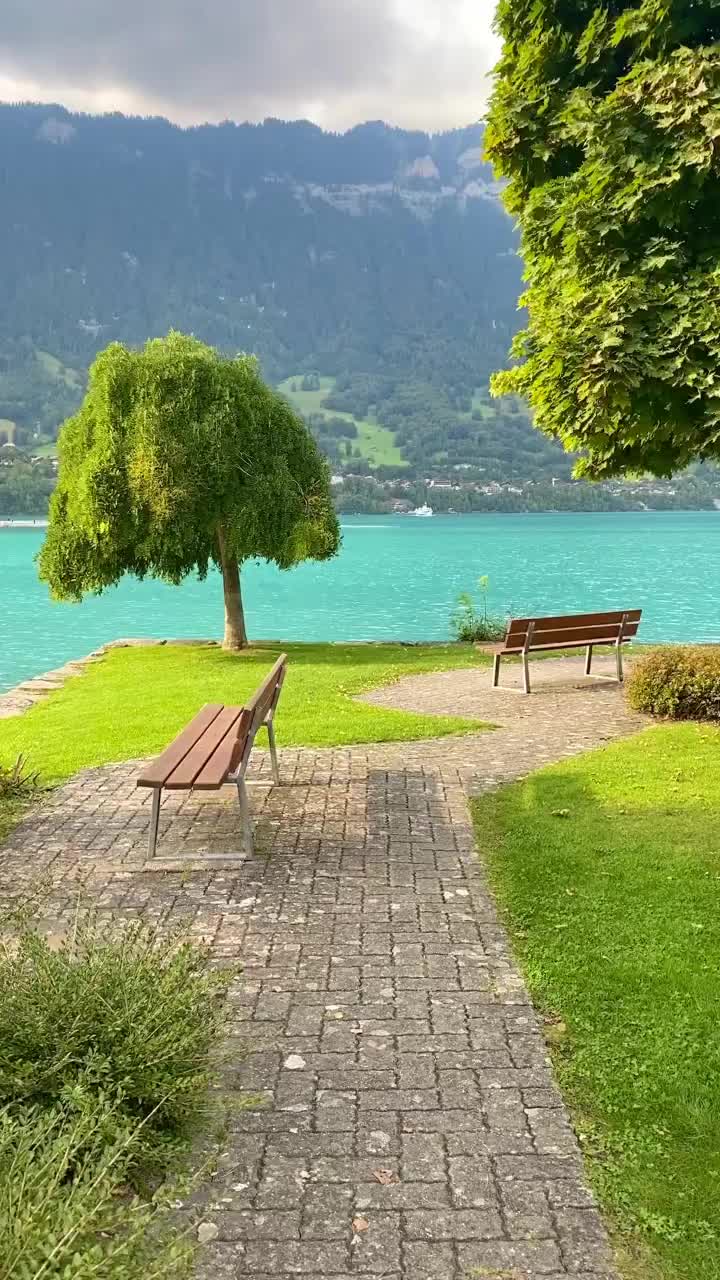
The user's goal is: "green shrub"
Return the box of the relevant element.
[0,915,230,1174]
[627,646,720,720]
[0,1100,193,1279]
[0,912,230,1277]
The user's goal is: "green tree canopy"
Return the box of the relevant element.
[486,1,720,478]
[38,332,340,646]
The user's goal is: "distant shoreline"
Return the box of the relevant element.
[0,518,49,528]
[2,510,720,530]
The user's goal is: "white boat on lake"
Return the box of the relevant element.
[410,504,433,518]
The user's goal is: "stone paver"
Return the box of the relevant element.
[0,657,642,1278]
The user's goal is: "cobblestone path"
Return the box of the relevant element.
[0,658,647,1278]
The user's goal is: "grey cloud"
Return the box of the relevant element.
[0,0,499,128]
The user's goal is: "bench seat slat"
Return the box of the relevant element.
[136,704,224,788]
[165,706,244,789]
[193,710,252,790]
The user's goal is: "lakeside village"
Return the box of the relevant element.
[3,438,720,519]
[330,466,720,514]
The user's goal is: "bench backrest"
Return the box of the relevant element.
[504,609,641,651]
[231,653,288,774]
[137,654,289,791]
[245,653,287,731]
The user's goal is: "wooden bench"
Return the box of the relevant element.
[490,610,641,694]
[137,654,287,858]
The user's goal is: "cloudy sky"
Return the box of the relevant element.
[0,0,500,131]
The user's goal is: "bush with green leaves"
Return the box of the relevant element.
[451,576,507,643]
[0,912,230,1278]
[486,1,720,481]
[627,646,720,721]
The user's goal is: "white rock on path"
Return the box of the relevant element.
[197,1222,219,1244]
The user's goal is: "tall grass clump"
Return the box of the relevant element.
[451,575,507,643]
[0,911,230,1278]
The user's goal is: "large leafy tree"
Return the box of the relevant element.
[486,0,720,478]
[38,333,340,647]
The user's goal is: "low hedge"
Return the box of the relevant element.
[627,645,720,720]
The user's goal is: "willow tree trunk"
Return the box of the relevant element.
[217,528,248,649]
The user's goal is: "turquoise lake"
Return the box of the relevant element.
[1,511,719,694]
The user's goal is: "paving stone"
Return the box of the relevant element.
[192,1243,243,1279]
[301,1184,353,1238]
[240,1240,349,1273]
[404,1208,502,1240]
[500,1181,556,1239]
[355,1181,449,1211]
[349,1211,401,1272]
[256,1157,310,1209]
[401,1241,456,1280]
[309,1156,400,1184]
[213,1211,300,1240]
[401,1132,446,1182]
[448,1156,496,1209]
[458,1239,564,1274]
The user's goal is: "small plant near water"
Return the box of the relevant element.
[451,575,507,643]
[627,645,720,720]
[0,754,39,801]
[0,908,231,1277]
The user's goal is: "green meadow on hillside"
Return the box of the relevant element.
[277,374,406,468]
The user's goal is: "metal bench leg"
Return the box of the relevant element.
[148,788,161,858]
[266,720,280,785]
[585,644,593,676]
[522,653,531,695]
[492,654,501,688]
[616,642,624,683]
[236,777,254,854]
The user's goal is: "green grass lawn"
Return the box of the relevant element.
[472,722,720,1280]
[0,642,490,787]
[277,375,406,467]
[277,374,337,415]
[355,418,405,467]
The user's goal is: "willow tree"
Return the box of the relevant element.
[38,333,340,647]
[486,1,720,479]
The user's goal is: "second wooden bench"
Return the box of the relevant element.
[137,654,287,857]
[489,610,641,694]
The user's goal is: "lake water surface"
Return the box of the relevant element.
[1,511,719,693]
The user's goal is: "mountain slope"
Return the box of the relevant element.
[0,104,573,479]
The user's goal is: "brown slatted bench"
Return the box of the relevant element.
[137,654,287,857]
[490,610,641,694]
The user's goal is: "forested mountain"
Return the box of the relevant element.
[1,103,717,515]
[0,105,554,466]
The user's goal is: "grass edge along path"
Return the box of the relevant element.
[472,721,720,1280]
[0,641,492,788]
